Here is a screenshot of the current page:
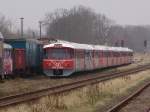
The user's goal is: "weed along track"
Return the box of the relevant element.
[0,64,150,108]
[107,81,150,112]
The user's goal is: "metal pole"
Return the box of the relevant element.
[39,21,42,39]
[20,17,24,38]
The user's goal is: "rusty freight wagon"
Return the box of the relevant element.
[5,38,43,75]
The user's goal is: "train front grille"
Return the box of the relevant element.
[53,69,63,75]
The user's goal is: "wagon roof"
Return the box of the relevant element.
[5,38,43,44]
[44,40,133,52]
[4,43,12,49]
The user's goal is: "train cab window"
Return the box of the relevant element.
[44,48,74,59]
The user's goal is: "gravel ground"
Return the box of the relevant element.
[119,84,150,112]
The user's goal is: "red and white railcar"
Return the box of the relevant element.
[43,41,133,77]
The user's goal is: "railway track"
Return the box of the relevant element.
[0,64,150,108]
[107,81,150,112]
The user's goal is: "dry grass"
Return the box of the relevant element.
[0,76,74,98]
[0,53,150,112]
[0,69,150,112]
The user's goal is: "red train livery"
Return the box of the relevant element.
[43,41,133,76]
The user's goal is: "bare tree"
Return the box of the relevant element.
[44,6,113,44]
[0,14,12,37]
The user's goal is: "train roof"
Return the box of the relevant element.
[4,43,12,49]
[44,40,133,52]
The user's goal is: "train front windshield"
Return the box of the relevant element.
[44,48,73,59]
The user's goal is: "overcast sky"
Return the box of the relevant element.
[0,0,150,30]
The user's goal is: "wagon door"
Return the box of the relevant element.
[14,49,25,71]
[99,51,103,68]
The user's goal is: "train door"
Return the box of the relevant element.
[111,51,114,66]
[84,50,89,70]
[119,52,122,65]
[103,51,106,67]
[124,52,127,64]
[108,51,113,67]
[77,50,84,71]
[14,49,25,71]
[99,51,103,68]
[75,50,83,71]
[116,52,119,65]
[84,50,93,70]
[115,52,117,65]
[113,52,116,66]
[106,51,109,67]
[122,52,125,64]
[93,50,96,69]
[95,51,99,69]
[93,50,95,69]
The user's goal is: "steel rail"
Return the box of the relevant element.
[0,64,150,108]
[107,81,150,112]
